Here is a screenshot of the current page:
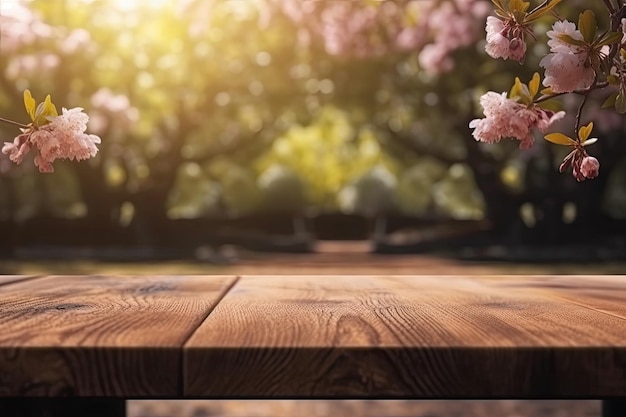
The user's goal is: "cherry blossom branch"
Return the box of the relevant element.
[0,116,29,129]
[574,95,589,136]
[533,82,610,104]
[603,0,616,14]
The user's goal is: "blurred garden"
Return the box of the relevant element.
[1,0,626,263]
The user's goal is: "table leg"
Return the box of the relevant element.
[0,398,126,417]
[602,399,626,417]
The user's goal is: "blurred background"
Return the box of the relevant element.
[1,0,625,270]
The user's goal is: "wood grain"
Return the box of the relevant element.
[474,275,626,320]
[0,275,237,397]
[0,275,39,286]
[184,275,626,398]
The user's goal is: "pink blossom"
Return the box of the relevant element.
[2,107,101,173]
[418,44,454,73]
[540,20,594,93]
[1,133,31,165]
[546,20,584,53]
[484,16,527,63]
[580,156,599,179]
[469,91,565,149]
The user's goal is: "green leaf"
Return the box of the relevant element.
[616,93,626,114]
[601,91,618,108]
[557,34,587,46]
[578,122,593,141]
[537,99,561,112]
[597,32,624,47]
[607,75,620,86]
[544,133,576,146]
[526,0,563,22]
[23,89,36,122]
[578,10,597,43]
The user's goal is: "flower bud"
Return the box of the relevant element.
[580,156,600,179]
[508,37,526,63]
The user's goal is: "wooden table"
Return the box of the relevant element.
[0,274,625,417]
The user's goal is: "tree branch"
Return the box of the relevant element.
[604,0,617,13]
[0,117,29,129]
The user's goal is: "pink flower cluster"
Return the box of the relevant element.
[469,91,565,149]
[485,16,527,63]
[273,0,487,73]
[0,1,53,53]
[413,0,490,73]
[2,107,101,173]
[539,21,595,93]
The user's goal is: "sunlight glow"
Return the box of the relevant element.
[79,0,172,12]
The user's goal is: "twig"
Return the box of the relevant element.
[604,0,617,13]
[0,117,29,129]
[574,95,588,137]
[534,82,610,104]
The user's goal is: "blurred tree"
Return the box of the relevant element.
[1,0,625,249]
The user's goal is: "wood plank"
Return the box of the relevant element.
[473,275,626,320]
[0,275,39,286]
[184,275,626,398]
[0,275,237,397]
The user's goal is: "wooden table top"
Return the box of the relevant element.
[0,275,625,399]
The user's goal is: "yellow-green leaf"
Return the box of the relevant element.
[43,94,58,118]
[526,0,563,22]
[510,76,531,103]
[602,91,618,108]
[540,87,554,96]
[537,99,561,112]
[578,10,597,43]
[597,32,624,47]
[23,89,36,122]
[557,34,587,46]
[544,133,576,146]
[528,72,540,98]
[33,102,47,126]
[607,75,620,86]
[578,122,593,141]
[491,0,506,13]
[508,0,530,13]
